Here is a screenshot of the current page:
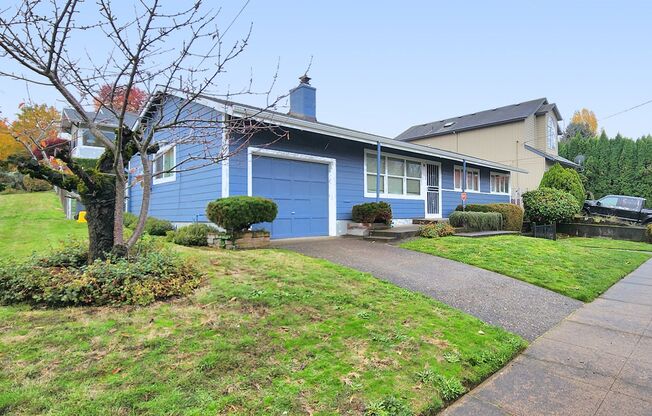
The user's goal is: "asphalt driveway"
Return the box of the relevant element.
[274,237,581,341]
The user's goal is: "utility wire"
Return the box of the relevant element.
[600,98,652,121]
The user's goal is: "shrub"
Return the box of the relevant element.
[172,223,215,246]
[646,223,652,243]
[23,175,52,192]
[449,211,503,231]
[419,222,455,238]
[0,239,201,307]
[522,187,580,224]
[539,163,586,206]
[351,202,392,225]
[123,212,138,229]
[145,216,174,236]
[455,203,524,231]
[206,196,278,235]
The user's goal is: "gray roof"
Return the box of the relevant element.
[61,107,139,130]
[396,98,562,141]
[524,144,581,169]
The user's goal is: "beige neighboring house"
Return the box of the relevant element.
[395,98,579,202]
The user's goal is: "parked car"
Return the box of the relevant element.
[583,195,652,224]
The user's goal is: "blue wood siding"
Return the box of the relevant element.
[128,98,222,222]
[129,98,510,225]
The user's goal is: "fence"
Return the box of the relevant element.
[532,223,557,241]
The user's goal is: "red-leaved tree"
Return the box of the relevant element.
[94,85,147,113]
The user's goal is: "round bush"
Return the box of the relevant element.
[351,202,392,225]
[123,212,138,229]
[418,222,455,238]
[522,187,580,224]
[539,163,586,206]
[172,223,215,246]
[0,239,202,307]
[145,216,174,236]
[206,196,277,234]
[646,223,652,243]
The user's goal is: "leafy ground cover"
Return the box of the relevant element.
[0,192,87,258]
[0,192,526,414]
[401,235,651,302]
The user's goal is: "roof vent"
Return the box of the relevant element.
[443,121,455,128]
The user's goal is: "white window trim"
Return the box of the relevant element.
[453,165,481,193]
[247,147,337,237]
[152,145,177,185]
[490,171,511,195]
[363,149,425,200]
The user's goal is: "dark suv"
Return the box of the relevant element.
[583,195,652,224]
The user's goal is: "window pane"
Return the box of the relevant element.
[388,176,403,194]
[406,178,420,194]
[406,161,421,178]
[467,171,479,191]
[454,168,462,189]
[164,149,174,171]
[367,174,384,193]
[366,154,377,174]
[387,157,404,176]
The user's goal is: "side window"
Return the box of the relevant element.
[599,196,618,207]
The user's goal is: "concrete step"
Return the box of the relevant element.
[363,235,398,243]
[412,218,449,225]
[370,228,420,239]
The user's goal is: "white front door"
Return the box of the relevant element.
[425,162,441,218]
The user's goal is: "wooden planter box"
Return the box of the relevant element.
[207,231,271,249]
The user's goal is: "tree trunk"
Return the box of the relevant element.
[86,199,116,262]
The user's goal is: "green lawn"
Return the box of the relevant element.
[0,192,526,415]
[401,235,651,302]
[0,192,87,258]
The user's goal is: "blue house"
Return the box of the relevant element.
[128,77,524,239]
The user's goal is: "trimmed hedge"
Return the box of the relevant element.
[145,216,174,236]
[418,222,455,238]
[646,223,652,243]
[522,187,580,224]
[351,202,392,225]
[449,211,503,231]
[172,223,215,246]
[540,163,586,206]
[206,196,277,234]
[455,203,524,231]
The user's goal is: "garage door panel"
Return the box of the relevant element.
[252,155,329,238]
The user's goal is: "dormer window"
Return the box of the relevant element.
[547,116,557,149]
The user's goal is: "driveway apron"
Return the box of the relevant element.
[274,238,581,341]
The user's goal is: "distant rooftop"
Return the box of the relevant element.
[61,107,139,130]
[395,98,562,142]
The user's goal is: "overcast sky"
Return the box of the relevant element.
[1,0,650,139]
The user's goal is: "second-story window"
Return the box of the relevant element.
[547,116,557,149]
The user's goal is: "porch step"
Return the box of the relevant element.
[412,218,449,225]
[364,225,421,243]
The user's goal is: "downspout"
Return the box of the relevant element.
[376,141,381,202]
[462,159,467,211]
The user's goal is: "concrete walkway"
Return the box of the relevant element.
[443,258,652,416]
[274,237,581,341]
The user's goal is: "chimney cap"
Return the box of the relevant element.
[299,74,311,85]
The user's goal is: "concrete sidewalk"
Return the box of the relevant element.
[444,258,652,416]
[274,238,580,341]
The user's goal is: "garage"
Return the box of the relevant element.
[251,154,330,239]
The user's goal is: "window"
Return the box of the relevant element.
[598,196,618,207]
[153,146,176,184]
[76,128,115,147]
[365,152,422,197]
[454,166,480,192]
[547,116,558,149]
[490,172,510,194]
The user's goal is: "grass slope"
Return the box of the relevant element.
[0,192,87,258]
[0,193,526,414]
[401,235,651,302]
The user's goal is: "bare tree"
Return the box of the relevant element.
[0,0,287,261]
